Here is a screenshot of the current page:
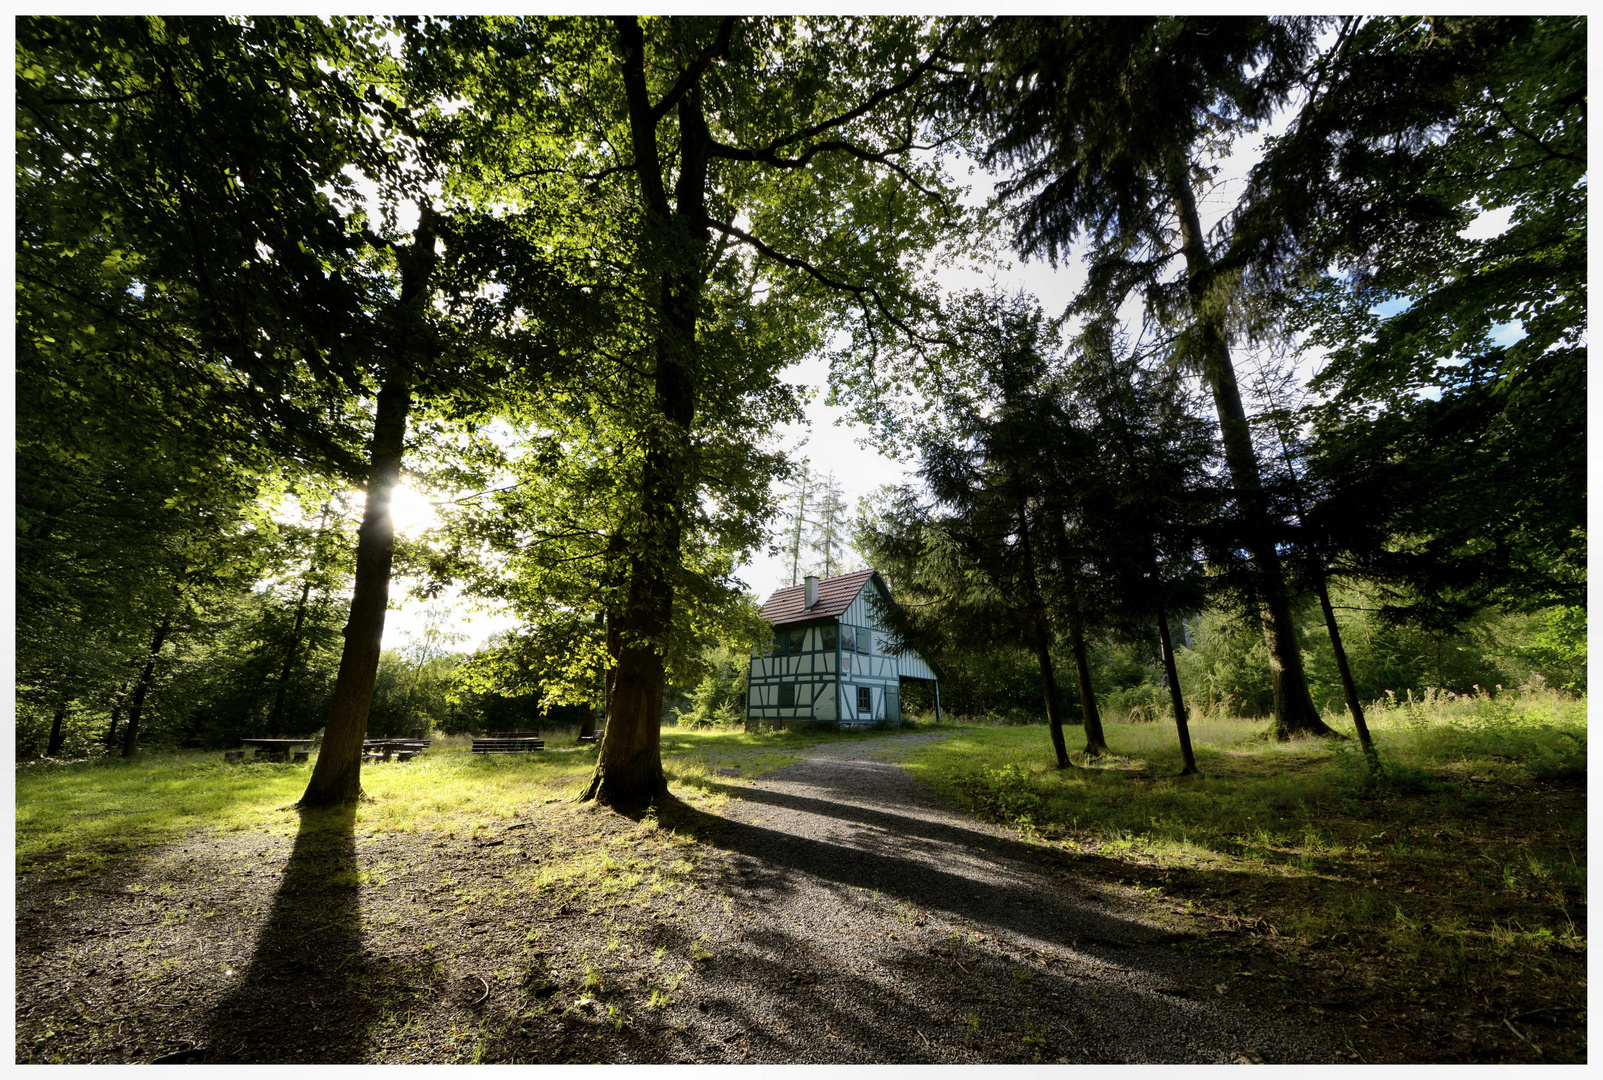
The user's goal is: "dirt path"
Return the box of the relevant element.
[16,733,1361,1064]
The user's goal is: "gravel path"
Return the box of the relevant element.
[668,731,1345,1064]
[15,734,1360,1064]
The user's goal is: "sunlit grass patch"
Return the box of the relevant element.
[354,742,597,836]
[902,690,1586,1013]
[15,752,312,876]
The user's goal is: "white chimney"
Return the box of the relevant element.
[804,575,819,609]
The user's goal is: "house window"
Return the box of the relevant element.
[857,687,871,713]
[821,625,837,650]
[788,630,803,655]
[856,627,871,655]
[779,684,796,708]
[841,627,855,652]
[770,630,787,656]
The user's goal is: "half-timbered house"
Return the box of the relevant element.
[746,568,940,731]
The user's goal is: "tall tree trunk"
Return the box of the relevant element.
[46,686,73,757]
[1252,369,1378,762]
[1030,614,1071,769]
[1315,574,1376,760]
[121,613,173,758]
[1011,487,1072,767]
[1167,155,1334,739]
[104,682,129,750]
[1064,599,1111,755]
[1155,598,1197,776]
[299,215,435,807]
[584,18,719,807]
[297,364,411,806]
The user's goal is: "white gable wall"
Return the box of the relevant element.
[747,573,937,730]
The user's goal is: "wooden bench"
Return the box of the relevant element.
[472,732,544,754]
[362,738,430,762]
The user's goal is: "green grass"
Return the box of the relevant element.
[900,687,1586,1015]
[901,688,1586,851]
[15,754,312,878]
[12,724,879,878]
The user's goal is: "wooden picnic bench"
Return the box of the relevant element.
[472,731,544,754]
[363,738,431,762]
[234,737,315,763]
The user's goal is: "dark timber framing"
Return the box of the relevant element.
[746,569,939,732]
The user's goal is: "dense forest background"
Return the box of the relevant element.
[16,16,1583,789]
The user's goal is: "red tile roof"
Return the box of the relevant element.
[759,568,879,627]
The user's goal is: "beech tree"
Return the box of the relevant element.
[20,16,596,798]
[430,16,968,804]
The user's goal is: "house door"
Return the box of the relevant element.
[886,685,900,725]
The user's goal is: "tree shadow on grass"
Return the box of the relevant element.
[197,804,411,1064]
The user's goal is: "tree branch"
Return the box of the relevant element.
[649,17,737,123]
[1486,90,1584,166]
[765,26,955,153]
[703,216,943,346]
[707,136,941,198]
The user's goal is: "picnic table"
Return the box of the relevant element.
[363,738,430,762]
[234,738,315,763]
[471,731,544,754]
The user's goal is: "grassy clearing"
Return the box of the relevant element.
[901,687,1586,1037]
[13,724,872,879]
[15,755,310,878]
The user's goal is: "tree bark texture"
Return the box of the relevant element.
[121,613,173,758]
[1155,599,1197,775]
[1064,588,1112,756]
[1166,156,1334,739]
[297,366,411,806]
[299,216,435,807]
[1011,483,1071,767]
[586,17,714,806]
